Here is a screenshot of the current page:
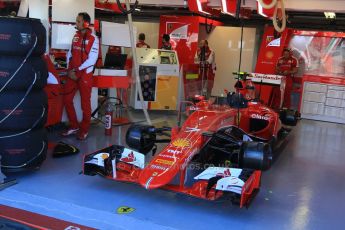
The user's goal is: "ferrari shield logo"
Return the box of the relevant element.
[117,206,135,214]
[266,36,273,44]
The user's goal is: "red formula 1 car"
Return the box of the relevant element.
[83,73,298,208]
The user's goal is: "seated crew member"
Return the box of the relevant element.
[136,33,150,48]
[161,34,172,50]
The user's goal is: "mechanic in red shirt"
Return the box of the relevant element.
[194,39,216,97]
[62,12,99,140]
[136,33,150,48]
[276,48,299,109]
[194,40,216,67]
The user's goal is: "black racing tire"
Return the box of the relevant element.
[126,125,156,154]
[0,128,48,172]
[280,109,299,126]
[0,17,46,56]
[0,56,48,91]
[240,142,272,170]
[0,90,48,130]
[0,105,47,131]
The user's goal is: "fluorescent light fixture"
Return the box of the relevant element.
[221,0,228,12]
[324,12,336,19]
[257,1,267,17]
[196,0,210,15]
[221,0,235,16]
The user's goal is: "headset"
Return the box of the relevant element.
[76,12,91,64]
[83,21,90,29]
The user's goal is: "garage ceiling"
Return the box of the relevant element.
[112,0,345,13]
[1,0,344,30]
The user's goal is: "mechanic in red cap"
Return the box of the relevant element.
[62,12,99,140]
[136,33,150,48]
[276,48,299,109]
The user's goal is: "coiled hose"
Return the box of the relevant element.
[258,0,286,33]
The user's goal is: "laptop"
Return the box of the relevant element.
[103,53,127,69]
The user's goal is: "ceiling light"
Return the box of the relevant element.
[196,0,210,15]
[324,12,336,19]
[257,2,267,17]
[221,0,235,16]
[221,0,228,12]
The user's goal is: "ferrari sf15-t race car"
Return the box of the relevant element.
[83,73,298,208]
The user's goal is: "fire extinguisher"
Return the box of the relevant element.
[105,102,113,136]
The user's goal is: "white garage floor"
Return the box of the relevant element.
[1,114,345,230]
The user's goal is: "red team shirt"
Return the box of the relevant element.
[276,56,299,77]
[67,29,99,74]
[276,55,299,108]
[136,41,150,48]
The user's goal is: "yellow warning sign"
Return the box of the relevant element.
[117,206,135,214]
[172,138,191,148]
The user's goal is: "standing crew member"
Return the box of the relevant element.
[136,33,150,48]
[194,40,216,97]
[276,48,299,109]
[62,12,99,140]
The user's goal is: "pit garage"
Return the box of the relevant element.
[0,1,344,229]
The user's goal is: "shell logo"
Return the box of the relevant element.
[265,51,274,59]
[172,138,191,148]
[101,153,109,159]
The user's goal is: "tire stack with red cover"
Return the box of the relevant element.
[0,16,48,172]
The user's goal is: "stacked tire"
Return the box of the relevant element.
[0,17,48,172]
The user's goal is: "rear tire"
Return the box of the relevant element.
[0,56,48,91]
[0,90,48,131]
[0,17,46,56]
[240,142,272,170]
[280,109,299,126]
[0,128,47,172]
[126,125,156,154]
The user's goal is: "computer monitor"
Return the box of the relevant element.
[160,56,170,64]
[104,53,127,69]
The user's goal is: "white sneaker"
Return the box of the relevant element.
[61,128,79,136]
